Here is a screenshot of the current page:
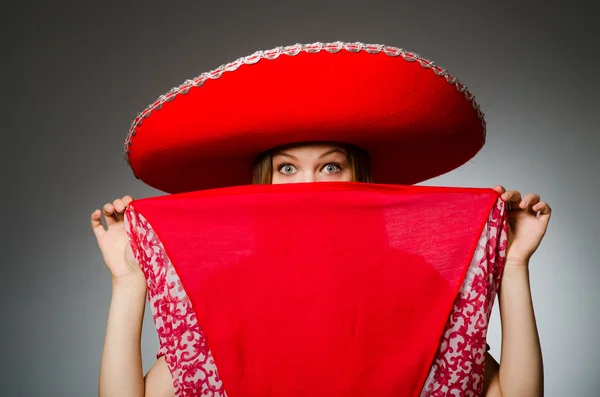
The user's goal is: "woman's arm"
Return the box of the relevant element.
[98,276,175,397]
[483,352,501,396]
[498,265,544,396]
[485,186,551,397]
[145,357,175,397]
[92,197,174,397]
[484,264,543,397]
[99,277,147,397]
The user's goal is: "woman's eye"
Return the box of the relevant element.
[278,164,297,175]
[322,163,341,174]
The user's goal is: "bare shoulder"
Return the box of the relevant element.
[144,356,175,397]
[482,352,502,397]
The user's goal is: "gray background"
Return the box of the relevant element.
[2,1,598,396]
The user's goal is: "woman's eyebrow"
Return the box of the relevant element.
[273,151,298,160]
[318,148,346,159]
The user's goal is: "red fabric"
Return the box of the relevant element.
[128,47,484,193]
[129,183,499,396]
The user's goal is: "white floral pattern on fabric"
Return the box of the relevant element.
[125,198,506,397]
[125,206,227,397]
[420,198,507,396]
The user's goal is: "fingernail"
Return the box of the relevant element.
[521,201,528,208]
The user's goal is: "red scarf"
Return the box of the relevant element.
[126,183,507,397]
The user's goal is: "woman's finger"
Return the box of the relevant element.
[492,185,506,195]
[520,193,541,209]
[91,209,105,240]
[113,198,126,213]
[123,195,134,207]
[103,203,117,226]
[502,190,523,207]
[113,198,126,222]
[532,201,552,218]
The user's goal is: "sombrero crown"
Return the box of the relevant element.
[124,42,486,193]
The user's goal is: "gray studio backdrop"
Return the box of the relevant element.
[2,1,598,396]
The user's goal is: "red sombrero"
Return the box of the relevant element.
[124,42,486,193]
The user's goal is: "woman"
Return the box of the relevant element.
[92,142,551,397]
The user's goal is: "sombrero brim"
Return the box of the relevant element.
[125,42,485,193]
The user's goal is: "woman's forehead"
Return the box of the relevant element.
[273,143,347,157]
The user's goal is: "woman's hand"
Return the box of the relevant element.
[91,195,143,285]
[95,196,150,397]
[493,185,552,267]
[490,186,547,397]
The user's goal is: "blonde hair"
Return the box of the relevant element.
[252,142,373,184]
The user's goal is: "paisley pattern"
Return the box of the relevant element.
[125,198,506,397]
